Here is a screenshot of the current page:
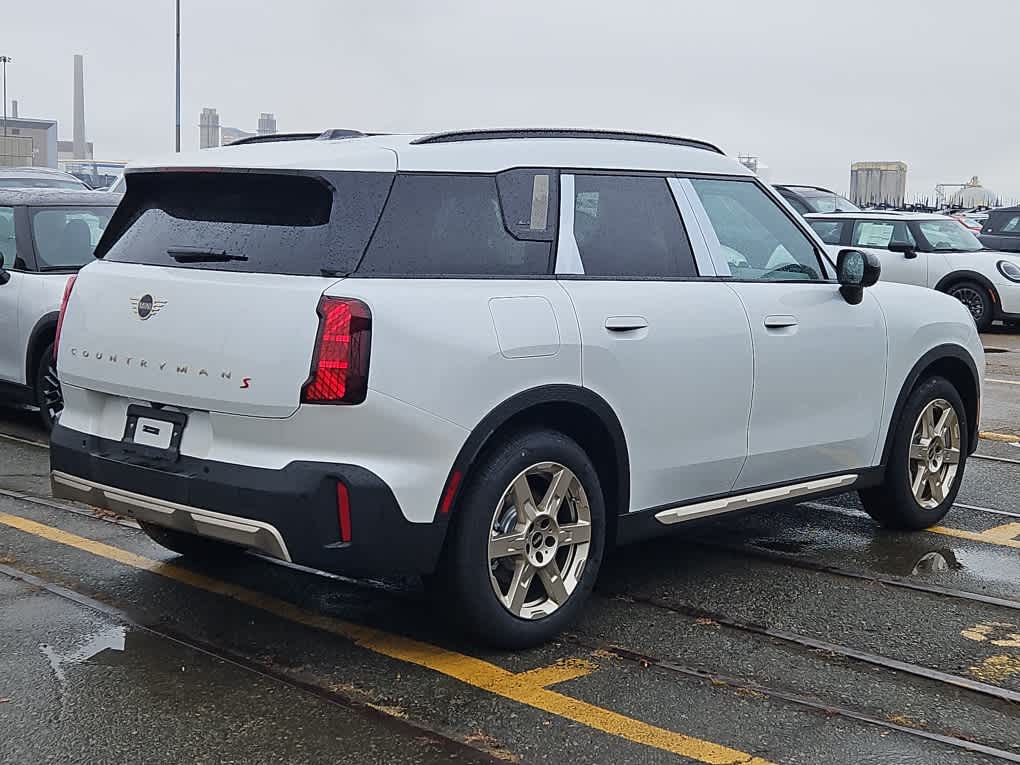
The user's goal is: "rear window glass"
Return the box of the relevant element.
[357,173,553,276]
[31,207,115,269]
[98,172,393,276]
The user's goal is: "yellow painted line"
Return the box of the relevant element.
[978,431,1020,443]
[969,655,1020,684]
[0,511,775,765]
[931,522,1020,550]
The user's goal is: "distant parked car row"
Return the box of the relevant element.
[806,211,1020,331]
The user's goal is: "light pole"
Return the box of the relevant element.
[175,0,180,151]
[0,56,11,138]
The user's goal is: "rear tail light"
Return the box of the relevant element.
[54,275,77,362]
[301,297,372,404]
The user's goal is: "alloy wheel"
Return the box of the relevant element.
[949,286,985,322]
[908,398,961,510]
[487,462,592,619]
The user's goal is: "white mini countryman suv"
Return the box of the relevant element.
[51,129,984,647]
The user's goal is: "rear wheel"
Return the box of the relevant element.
[946,281,993,331]
[138,521,243,560]
[860,376,967,530]
[34,343,62,432]
[437,430,606,648]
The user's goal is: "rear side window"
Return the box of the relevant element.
[808,219,845,245]
[358,173,553,276]
[851,220,915,249]
[988,214,1020,234]
[98,171,393,276]
[572,175,697,278]
[32,207,115,269]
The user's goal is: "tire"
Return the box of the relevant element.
[436,429,606,649]
[138,521,244,560]
[946,281,993,332]
[33,343,62,432]
[860,376,968,530]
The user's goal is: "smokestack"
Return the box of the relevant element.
[10,100,16,118]
[73,54,86,159]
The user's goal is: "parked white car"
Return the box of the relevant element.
[0,189,119,428]
[50,129,983,647]
[806,211,1020,330]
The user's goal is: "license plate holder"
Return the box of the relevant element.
[123,405,188,459]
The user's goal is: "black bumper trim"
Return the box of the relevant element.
[49,424,449,576]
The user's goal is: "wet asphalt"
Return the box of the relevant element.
[1,332,1018,764]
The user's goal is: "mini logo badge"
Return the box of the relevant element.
[130,294,166,321]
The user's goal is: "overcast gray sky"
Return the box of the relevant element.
[7,0,1020,200]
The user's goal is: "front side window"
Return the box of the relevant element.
[690,179,824,281]
[808,219,845,245]
[571,175,697,278]
[851,220,916,249]
[916,220,982,253]
[31,207,115,269]
[360,174,552,276]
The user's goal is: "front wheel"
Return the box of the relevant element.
[436,430,606,648]
[34,343,62,432]
[946,281,993,332]
[860,376,967,530]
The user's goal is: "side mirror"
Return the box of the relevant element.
[888,241,918,259]
[0,254,9,286]
[837,249,881,305]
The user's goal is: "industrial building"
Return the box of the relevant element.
[199,110,277,148]
[849,161,908,207]
[0,100,58,167]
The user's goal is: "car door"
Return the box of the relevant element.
[682,177,887,490]
[0,205,23,384]
[849,218,926,286]
[556,173,753,512]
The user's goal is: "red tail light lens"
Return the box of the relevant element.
[336,481,352,544]
[54,275,77,362]
[301,297,371,404]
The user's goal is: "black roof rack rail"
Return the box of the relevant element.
[227,132,321,146]
[411,129,724,155]
[317,129,367,140]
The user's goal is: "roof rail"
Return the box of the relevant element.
[317,129,367,140]
[227,132,321,146]
[411,129,724,154]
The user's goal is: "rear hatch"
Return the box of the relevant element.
[58,167,394,418]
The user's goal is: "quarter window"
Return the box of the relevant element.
[808,219,845,245]
[0,207,14,267]
[360,174,552,276]
[32,207,115,269]
[572,175,697,278]
[851,220,915,249]
[690,179,824,281]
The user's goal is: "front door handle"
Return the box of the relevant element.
[764,315,798,329]
[605,316,649,332]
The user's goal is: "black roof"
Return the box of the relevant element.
[0,188,122,206]
[989,205,1020,213]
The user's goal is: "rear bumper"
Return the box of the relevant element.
[49,424,450,576]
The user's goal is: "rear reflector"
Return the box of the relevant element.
[336,482,352,543]
[54,275,77,362]
[439,470,463,514]
[301,297,372,404]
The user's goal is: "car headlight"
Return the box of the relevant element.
[998,260,1020,282]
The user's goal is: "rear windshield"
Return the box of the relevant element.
[31,206,115,269]
[98,171,393,276]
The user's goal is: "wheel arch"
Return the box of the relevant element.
[881,344,981,465]
[25,311,59,388]
[933,271,1000,309]
[438,385,630,546]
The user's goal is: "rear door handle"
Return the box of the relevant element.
[605,316,649,332]
[764,315,798,329]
